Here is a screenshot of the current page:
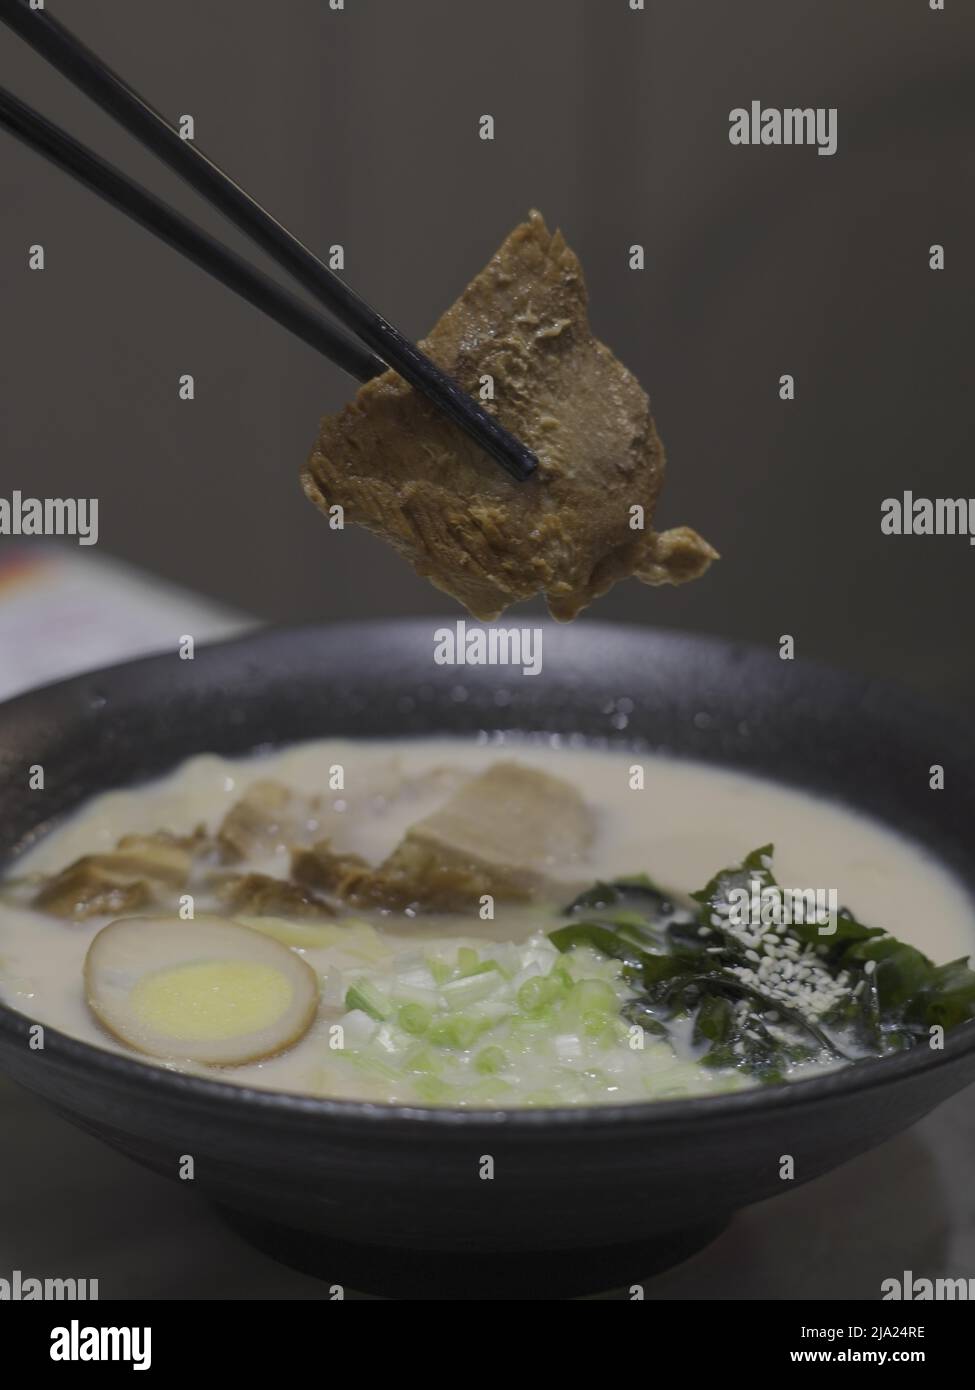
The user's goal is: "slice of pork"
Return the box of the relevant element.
[303,210,716,621]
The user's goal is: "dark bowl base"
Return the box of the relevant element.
[215,1204,728,1299]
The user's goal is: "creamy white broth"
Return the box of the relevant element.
[1,736,973,1105]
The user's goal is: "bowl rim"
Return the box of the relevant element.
[1,619,973,1135]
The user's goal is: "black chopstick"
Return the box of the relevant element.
[0,0,539,483]
[0,86,386,382]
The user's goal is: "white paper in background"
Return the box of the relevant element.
[0,545,254,701]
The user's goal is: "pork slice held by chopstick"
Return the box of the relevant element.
[302,211,716,622]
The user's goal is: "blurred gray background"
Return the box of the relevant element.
[1,0,973,703]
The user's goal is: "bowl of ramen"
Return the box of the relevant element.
[0,620,973,1298]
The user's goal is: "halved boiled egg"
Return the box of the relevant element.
[84,915,319,1065]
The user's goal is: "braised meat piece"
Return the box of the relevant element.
[31,830,203,920]
[303,211,715,621]
[342,763,593,912]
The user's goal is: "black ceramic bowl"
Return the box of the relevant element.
[1,621,973,1299]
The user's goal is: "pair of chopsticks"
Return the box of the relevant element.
[0,0,538,483]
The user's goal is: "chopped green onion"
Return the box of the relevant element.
[516,972,566,1014]
[456,946,481,976]
[403,1044,442,1075]
[570,978,617,1013]
[516,976,549,1013]
[441,968,503,1008]
[414,1074,454,1104]
[427,1014,486,1050]
[581,1009,613,1037]
[398,1002,432,1036]
[474,1044,508,1075]
[426,955,452,986]
[344,980,392,1021]
[343,1051,402,1083]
